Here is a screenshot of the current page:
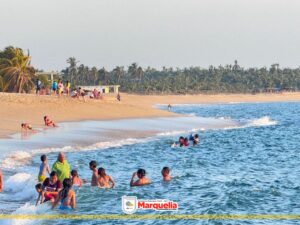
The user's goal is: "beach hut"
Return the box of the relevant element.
[80,85,120,94]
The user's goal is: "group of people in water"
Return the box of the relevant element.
[172,133,199,147]
[17,112,198,210]
[34,152,172,210]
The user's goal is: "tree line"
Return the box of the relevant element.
[0,46,299,94]
[63,58,299,94]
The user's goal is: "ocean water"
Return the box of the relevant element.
[0,102,300,225]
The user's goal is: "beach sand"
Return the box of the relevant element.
[0,92,299,138]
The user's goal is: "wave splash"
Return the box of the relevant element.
[247,116,277,127]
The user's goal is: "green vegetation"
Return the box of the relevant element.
[0,46,299,94]
[63,58,300,94]
[0,46,36,92]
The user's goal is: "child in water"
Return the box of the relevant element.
[89,161,98,186]
[130,168,151,187]
[193,134,199,145]
[38,155,51,182]
[71,170,83,187]
[52,178,76,210]
[44,116,56,127]
[35,183,44,206]
[183,138,189,147]
[98,168,115,188]
[21,123,33,131]
[161,167,171,181]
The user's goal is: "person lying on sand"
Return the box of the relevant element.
[21,123,33,131]
[130,168,151,187]
[161,167,171,181]
[98,167,115,188]
[44,116,56,127]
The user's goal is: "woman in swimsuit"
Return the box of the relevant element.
[52,178,76,210]
[71,170,83,187]
[44,116,56,127]
[130,168,151,187]
[97,168,115,188]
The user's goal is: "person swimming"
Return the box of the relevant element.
[21,123,32,131]
[179,136,185,147]
[71,170,83,187]
[130,168,151,187]
[171,136,187,147]
[193,134,199,145]
[97,168,115,188]
[52,178,76,210]
[183,137,189,147]
[161,167,171,181]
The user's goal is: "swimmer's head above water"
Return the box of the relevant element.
[89,160,97,170]
[98,167,106,177]
[137,168,146,178]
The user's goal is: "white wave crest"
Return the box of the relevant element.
[2,151,32,169]
[5,173,36,201]
[3,202,51,225]
[1,138,150,169]
[248,116,278,127]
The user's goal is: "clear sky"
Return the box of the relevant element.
[1,0,300,71]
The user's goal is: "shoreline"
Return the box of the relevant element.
[0,92,300,139]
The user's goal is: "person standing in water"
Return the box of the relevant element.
[38,154,51,182]
[52,178,76,210]
[43,172,62,203]
[130,168,151,187]
[168,104,172,111]
[161,167,171,181]
[97,167,115,188]
[52,152,71,182]
[71,170,83,187]
[89,161,98,186]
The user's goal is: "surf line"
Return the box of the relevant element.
[1,214,300,220]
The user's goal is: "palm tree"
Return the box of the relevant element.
[113,66,125,84]
[0,48,35,93]
[66,57,78,84]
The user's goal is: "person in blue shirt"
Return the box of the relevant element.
[52,81,58,95]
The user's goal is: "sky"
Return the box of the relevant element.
[1,0,300,71]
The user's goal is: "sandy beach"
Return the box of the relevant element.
[0,92,300,138]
